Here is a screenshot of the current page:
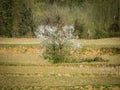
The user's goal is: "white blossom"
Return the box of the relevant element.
[35,25,81,48]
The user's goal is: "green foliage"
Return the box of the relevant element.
[0,0,35,37]
[74,19,84,38]
[43,43,70,63]
[109,32,120,37]
[0,0,13,37]
[19,3,35,37]
[95,30,109,39]
[0,0,119,38]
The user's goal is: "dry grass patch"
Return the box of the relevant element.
[0,38,39,44]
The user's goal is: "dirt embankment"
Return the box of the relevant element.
[0,46,119,56]
[0,46,39,54]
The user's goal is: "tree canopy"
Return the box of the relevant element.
[0,0,119,38]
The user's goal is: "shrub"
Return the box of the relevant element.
[35,4,81,63]
[35,25,80,63]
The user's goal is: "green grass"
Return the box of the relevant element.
[0,43,120,48]
[0,44,40,48]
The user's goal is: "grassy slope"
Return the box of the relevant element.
[0,38,120,89]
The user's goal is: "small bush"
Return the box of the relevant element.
[36,25,80,63]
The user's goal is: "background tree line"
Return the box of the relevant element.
[0,0,35,37]
[0,0,119,38]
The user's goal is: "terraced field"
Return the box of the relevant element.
[0,38,120,90]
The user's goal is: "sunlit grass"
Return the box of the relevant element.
[0,38,120,48]
[0,38,120,89]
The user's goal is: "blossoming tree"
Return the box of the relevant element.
[35,25,80,63]
[35,6,80,63]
